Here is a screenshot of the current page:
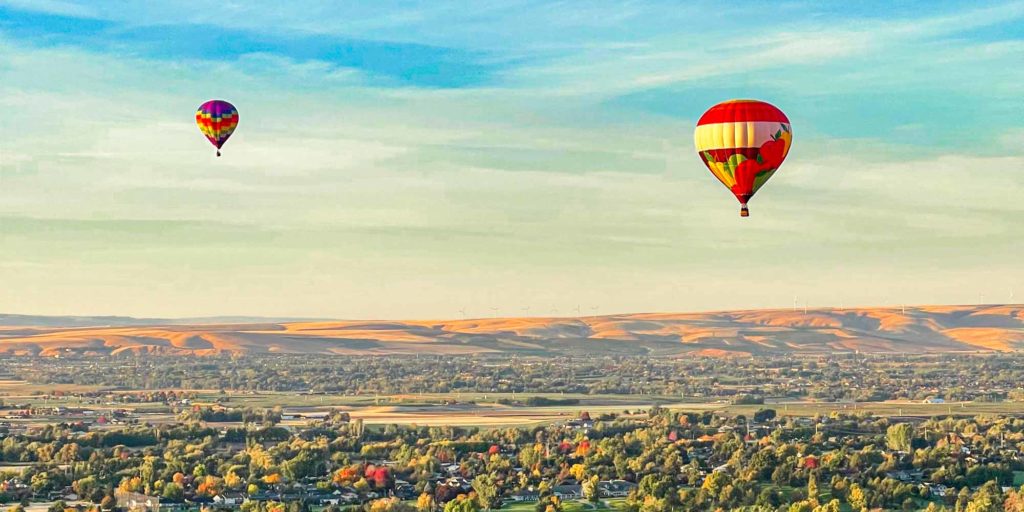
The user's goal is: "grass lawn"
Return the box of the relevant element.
[501,498,626,511]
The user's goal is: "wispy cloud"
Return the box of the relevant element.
[1,0,1022,317]
[0,4,498,88]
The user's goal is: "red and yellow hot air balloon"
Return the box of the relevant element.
[195,100,239,157]
[694,99,791,217]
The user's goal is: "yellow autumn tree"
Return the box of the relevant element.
[118,476,142,493]
[416,493,435,512]
[224,471,242,490]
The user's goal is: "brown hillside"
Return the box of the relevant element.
[1,305,1021,357]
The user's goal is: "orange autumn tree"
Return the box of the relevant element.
[575,440,591,457]
[333,465,361,485]
[195,476,220,497]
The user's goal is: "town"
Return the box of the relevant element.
[0,354,1022,511]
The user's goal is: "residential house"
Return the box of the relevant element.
[553,485,582,500]
[508,489,541,502]
[598,480,637,498]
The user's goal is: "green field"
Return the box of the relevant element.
[9,385,1024,430]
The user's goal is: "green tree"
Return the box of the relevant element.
[72,476,99,502]
[886,423,914,452]
[283,450,324,481]
[30,472,54,494]
[471,475,499,511]
[161,482,184,502]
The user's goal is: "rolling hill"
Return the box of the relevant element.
[1,305,1022,357]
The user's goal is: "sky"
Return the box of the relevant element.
[1,1,1023,319]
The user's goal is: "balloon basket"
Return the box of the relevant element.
[740,205,749,217]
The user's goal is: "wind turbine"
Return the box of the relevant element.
[490,307,499,317]
[458,308,466,319]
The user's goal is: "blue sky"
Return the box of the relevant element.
[1,1,1022,318]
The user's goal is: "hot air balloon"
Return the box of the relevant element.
[195,100,238,157]
[694,99,791,217]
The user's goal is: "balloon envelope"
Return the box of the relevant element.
[694,99,791,216]
[195,100,238,156]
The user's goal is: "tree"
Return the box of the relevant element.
[787,501,814,512]
[582,475,600,504]
[99,496,116,512]
[73,476,99,502]
[966,482,1001,512]
[196,475,221,497]
[369,498,414,512]
[807,473,819,506]
[1006,486,1024,512]
[444,495,480,512]
[848,483,867,511]
[161,483,183,502]
[224,471,243,489]
[416,493,435,512]
[814,499,842,512]
[471,475,498,511]
[47,502,66,512]
[354,478,370,493]
[30,472,54,494]
[534,495,561,512]
[701,471,730,497]
[283,450,323,481]
[886,423,914,452]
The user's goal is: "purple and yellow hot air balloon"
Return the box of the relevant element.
[195,100,238,157]
[694,99,792,217]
